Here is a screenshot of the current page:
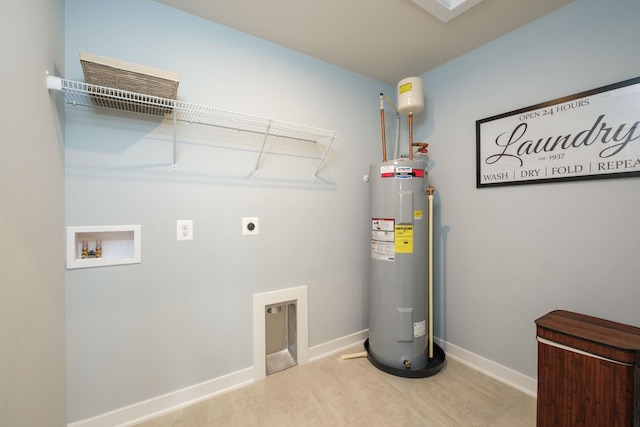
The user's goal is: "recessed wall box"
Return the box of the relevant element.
[66,225,141,269]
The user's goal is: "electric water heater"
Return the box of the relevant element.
[366,158,445,377]
[366,76,444,377]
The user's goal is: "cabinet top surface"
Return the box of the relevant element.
[536,310,640,354]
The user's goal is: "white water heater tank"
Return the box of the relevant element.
[397,77,424,115]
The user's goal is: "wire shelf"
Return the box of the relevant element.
[47,75,338,175]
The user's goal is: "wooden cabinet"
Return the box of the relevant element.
[535,310,640,427]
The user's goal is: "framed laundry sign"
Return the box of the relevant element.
[476,76,640,187]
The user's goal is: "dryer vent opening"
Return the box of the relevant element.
[265,301,297,375]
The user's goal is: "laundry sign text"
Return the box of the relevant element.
[476,76,640,187]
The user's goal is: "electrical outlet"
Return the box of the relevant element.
[177,220,193,240]
[242,217,259,236]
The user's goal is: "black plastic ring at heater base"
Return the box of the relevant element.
[364,338,446,378]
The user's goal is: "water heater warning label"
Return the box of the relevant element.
[372,218,394,232]
[394,225,413,254]
[414,320,426,338]
[371,218,395,261]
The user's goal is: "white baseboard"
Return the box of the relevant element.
[435,338,537,397]
[68,332,536,427]
[308,329,368,361]
[67,367,254,427]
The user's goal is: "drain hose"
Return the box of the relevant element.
[340,351,367,361]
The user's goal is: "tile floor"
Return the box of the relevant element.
[134,345,536,427]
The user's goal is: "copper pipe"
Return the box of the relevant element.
[413,142,429,154]
[408,113,414,161]
[379,93,387,162]
[407,112,428,158]
[408,115,428,158]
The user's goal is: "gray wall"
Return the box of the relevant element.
[421,0,640,379]
[64,0,389,421]
[0,0,66,426]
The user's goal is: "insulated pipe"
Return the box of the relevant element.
[427,186,435,359]
[379,93,387,162]
[382,94,398,112]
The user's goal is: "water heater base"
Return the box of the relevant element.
[364,338,446,378]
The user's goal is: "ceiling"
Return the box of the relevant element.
[154,0,574,85]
